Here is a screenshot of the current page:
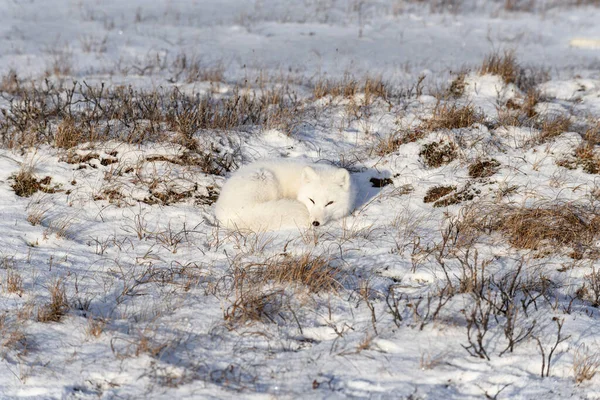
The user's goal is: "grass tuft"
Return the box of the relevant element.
[37,279,69,323]
[422,103,484,132]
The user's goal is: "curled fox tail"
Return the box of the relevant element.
[216,199,310,231]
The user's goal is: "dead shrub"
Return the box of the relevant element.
[424,185,456,203]
[422,103,484,132]
[468,159,500,178]
[0,80,301,149]
[37,279,69,323]
[420,140,458,168]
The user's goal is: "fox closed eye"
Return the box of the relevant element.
[309,198,315,204]
[325,201,334,206]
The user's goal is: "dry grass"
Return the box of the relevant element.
[480,51,520,86]
[313,75,388,101]
[576,268,600,306]
[503,0,536,12]
[224,288,285,326]
[241,253,344,294]
[27,202,50,225]
[171,54,225,83]
[459,202,600,255]
[0,69,19,94]
[374,128,427,156]
[422,103,484,132]
[4,269,24,296]
[55,117,85,149]
[87,318,106,338]
[420,140,458,168]
[557,125,600,174]
[480,50,548,91]
[1,322,27,354]
[501,204,599,251]
[573,344,600,383]
[533,114,572,145]
[223,252,344,327]
[37,279,69,323]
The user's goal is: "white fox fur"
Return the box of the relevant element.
[215,159,355,231]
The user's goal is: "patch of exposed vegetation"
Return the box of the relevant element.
[420,140,458,168]
[433,183,481,207]
[11,170,59,197]
[447,72,467,98]
[424,185,456,203]
[468,159,500,178]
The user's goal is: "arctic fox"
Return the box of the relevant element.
[215,159,355,231]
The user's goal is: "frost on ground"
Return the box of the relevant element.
[2,1,600,399]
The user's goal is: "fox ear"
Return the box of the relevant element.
[335,169,350,191]
[302,166,319,183]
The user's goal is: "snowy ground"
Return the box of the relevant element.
[2,1,600,399]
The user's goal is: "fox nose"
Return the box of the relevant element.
[312,221,320,227]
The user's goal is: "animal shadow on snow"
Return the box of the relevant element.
[349,166,393,211]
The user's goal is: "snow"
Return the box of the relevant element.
[1,0,600,399]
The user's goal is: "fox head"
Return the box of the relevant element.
[297,166,352,227]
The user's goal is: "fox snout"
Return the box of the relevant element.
[312,220,320,227]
